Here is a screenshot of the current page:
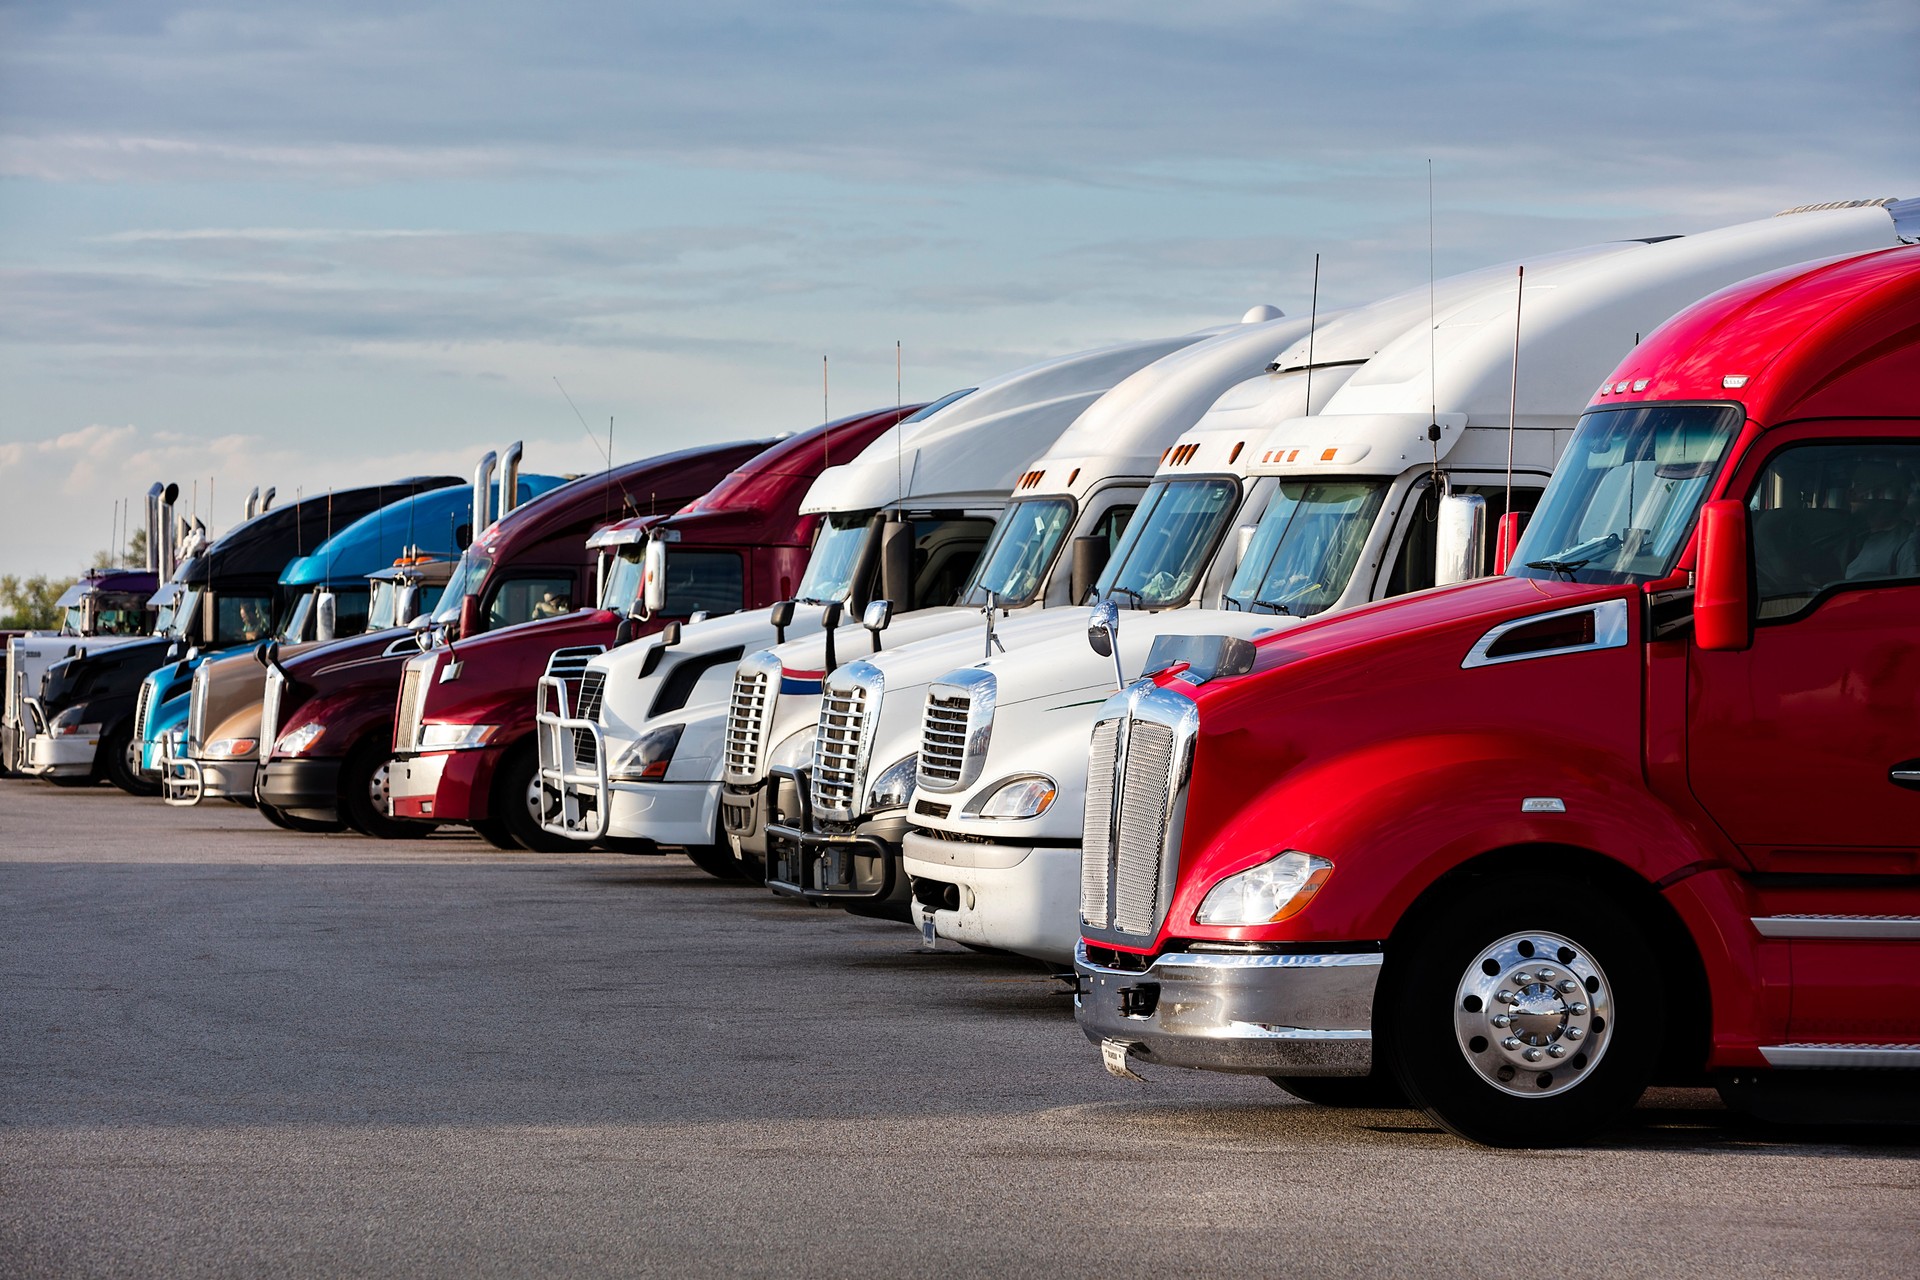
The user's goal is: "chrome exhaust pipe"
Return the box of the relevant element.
[245,486,261,521]
[499,441,524,516]
[144,483,164,574]
[472,450,498,538]
[260,486,275,512]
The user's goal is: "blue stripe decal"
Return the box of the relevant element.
[780,676,822,695]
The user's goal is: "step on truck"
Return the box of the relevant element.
[901,201,1919,964]
[540,328,1222,875]
[1074,232,1920,1146]
[159,455,565,807]
[386,407,917,854]
[255,442,762,839]
[22,476,460,794]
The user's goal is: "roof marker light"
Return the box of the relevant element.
[1723,374,1750,389]
[1613,381,1630,393]
[1631,379,1649,392]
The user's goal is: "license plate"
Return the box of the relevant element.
[920,914,937,947]
[1100,1039,1144,1081]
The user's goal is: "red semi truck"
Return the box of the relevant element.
[256,441,767,838]
[1075,239,1920,1145]
[385,407,919,852]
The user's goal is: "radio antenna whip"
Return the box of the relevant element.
[896,340,905,503]
[1427,159,1444,500]
[554,377,611,466]
[1506,264,1525,518]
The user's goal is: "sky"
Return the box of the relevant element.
[1,0,1915,577]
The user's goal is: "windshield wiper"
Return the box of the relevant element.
[1527,532,1621,576]
[1104,585,1148,607]
[1525,557,1591,574]
[1250,597,1295,616]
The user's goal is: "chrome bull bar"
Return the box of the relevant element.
[534,675,609,842]
[159,729,204,806]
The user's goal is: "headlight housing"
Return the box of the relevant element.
[768,727,816,772]
[866,754,917,810]
[50,706,101,736]
[416,723,500,751]
[1193,851,1333,926]
[610,722,684,782]
[963,774,1057,820]
[203,737,258,759]
[274,722,325,757]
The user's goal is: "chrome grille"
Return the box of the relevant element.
[811,669,878,823]
[133,675,156,743]
[1080,718,1120,923]
[918,690,969,787]
[723,651,782,784]
[1080,685,1196,940]
[396,664,423,752]
[572,670,606,764]
[187,662,210,753]
[261,667,284,760]
[544,645,603,681]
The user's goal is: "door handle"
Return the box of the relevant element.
[1890,760,1920,790]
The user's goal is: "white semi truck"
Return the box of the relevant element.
[537,326,1228,864]
[895,202,1910,962]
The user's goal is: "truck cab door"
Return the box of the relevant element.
[1685,428,1920,1047]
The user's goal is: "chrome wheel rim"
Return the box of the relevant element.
[369,760,391,809]
[1453,930,1611,1098]
[525,775,544,822]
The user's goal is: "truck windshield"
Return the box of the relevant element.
[1226,479,1388,616]
[278,594,313,642]
[1511,404,1741,584]
[430,550,490,624]
[796,511,875,604]
[368,580,397,630]
[961,498,1075,607]
[157,587,200,639]
[1095,478,1239,609]
[602,546,644,611]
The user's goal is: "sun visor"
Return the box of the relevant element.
[1249,412,1469,476]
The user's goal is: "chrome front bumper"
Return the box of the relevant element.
[22,729,96,778]
[1074,940,1380,1077]
[160,735,257,807]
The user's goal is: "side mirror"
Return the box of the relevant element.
[408,613,434,631]
[315,591,338,642]
[643,537,668,615]
[1493,510,1531,575]
[1434,494,1488,586]
[688,611,710,625]
[1693,499,1752,652]
[820,600,844,674]
[659,621,682,648]
[1086,599,1124,692]
[200,593,217,645]
[614,615,638,647]
[863,598,893,653]
[454,522,473,551]
[253,640,273,667]
[396,583,419,624]
[1069,536,1110,607]
[769,598,796,644]
[879,517,914,607]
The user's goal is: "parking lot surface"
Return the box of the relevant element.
[3,781,1917,1278]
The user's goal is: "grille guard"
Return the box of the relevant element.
[159,730,203,807]
[534,674,610,841]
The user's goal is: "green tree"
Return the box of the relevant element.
[0,574,77,630]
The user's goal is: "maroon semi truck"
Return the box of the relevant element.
[386,407,919,852]
[255,441,768,838]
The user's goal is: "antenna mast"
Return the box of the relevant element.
[1506,265,1525,518]
[896,341,904,503]
[1427,159,1443,495]
[1304,254,1320,411]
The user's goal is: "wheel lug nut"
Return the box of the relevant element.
[1523,1048,1543,1062]
[1536,968,1557,981]
[1558,980,1578,994]
[1491,1014,1512,1028]
[1496,990,1517,1005]
[1566,1027,1585,1040]
[1547,1044,1567,1059]
[1501,1036,1522,1051]
[1569,1002,1589,1016]
[1512,971,1533,984]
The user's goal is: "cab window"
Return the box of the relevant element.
[488,575,576,628]
[1748,443,1920,620]
[663,551,744,617]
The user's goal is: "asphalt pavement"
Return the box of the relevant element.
[3,781,1917,1278]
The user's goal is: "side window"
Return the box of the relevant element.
[1386,483,1543,597]
[1748,443,1920,620]
[663,551,744,617]
[909,517,995,608]
[1089,502,1136,556]
[488,575,577,629]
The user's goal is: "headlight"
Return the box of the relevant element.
[1193,851,1333,926]
[274,722,325,756]
[866,755,917,811]
[50,706,101,736]
[768,727,816,771]
[964,774,1056,820]
[417,723,500,751]
[203,737,258,759]
[610,722,684,781]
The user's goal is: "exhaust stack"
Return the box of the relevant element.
[471,451,498,539]
[499,441,524,516]
[260,486,276,512]
[160,482,181,580]
[144,483,165,573]
[245,486,261,520]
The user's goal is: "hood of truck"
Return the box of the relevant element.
[194,641,328,757]
[418,609,618,725]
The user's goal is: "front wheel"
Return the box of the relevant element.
[340,742,434,840]
[101,721,159,796]
[1383,885,1661,1147]
[491,742,574,853]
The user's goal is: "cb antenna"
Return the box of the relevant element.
[554,377,612,466]
[1304,253,1320,413]
[1506,265,1525,519]
[896,340,905,503]
[1427,159,1444,501]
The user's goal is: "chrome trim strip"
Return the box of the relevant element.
[917,667,996,793]
[1751,914,1920,939]
[1760,1043,1920,1069]
[1461,598,1630,670]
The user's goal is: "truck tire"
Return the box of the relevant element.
[472,817,521,851]
[101,721,159,797]
[1382,883,1661,1147]
[682,841,746,881]
[1268,1073,1407,1108]
[491,742,574,853]
[260,802,347,834]
[340,742,434,840]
